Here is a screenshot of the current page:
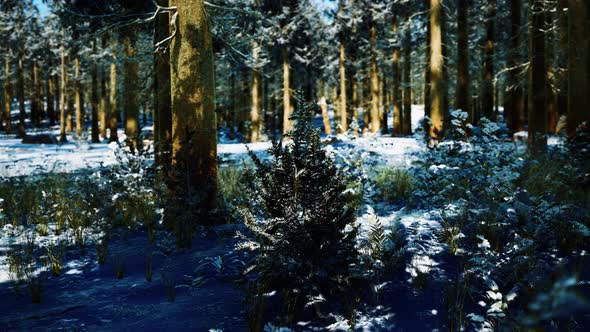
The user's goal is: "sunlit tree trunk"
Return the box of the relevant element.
[155,3,172,166]
[318,80,332,135]
[108,40,118,143]
[66,61,73,133]
[567,0,590,138]
[99,37,108,140]
[59,25,67,142]
[338,0,347,132]
[427,0,444,140]
[482,0,495,121]
[370,21,379,133]
[250,42,261,142]
[528,0,547,153]
[392,12,402,135]
[91,40,99,143]
[170,0,217,209]
[456,0,470,120]
[75,53,84,135]
[282,48,293,136]
[402,12,412,135]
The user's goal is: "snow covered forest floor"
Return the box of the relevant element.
[1,106,588,331]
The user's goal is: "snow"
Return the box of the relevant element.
[0,104,573,330]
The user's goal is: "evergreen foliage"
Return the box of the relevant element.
[238,96,360,323]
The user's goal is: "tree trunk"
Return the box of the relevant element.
[455,0,470,118]
[75,54,84,135]
[392,12,402,135]
[402,12,412,135]
[338,0,347,132]
[66,60,73,133]
[482,0,496,121]
[556,0,568,121]
[282,48,293,136]
[170,0,217,209]
[59,25,67,142]
[38,65,45,122]
[352,76,359,125]
[123,30,139,150]
[567,0,590,138]
[4,41,11,132]
[250,42,262,142]
[370,21,380,133]
[509,0,525,133]
[17,27,25,137]
[30,61,38,127]
[545,9,558,134]
[108,42,118,143]
[91,41,100,143]
[319,82,332,135]
[48,74,56,127]
[155,3,172,166]
[428,0,444,140]
[528,0,547,153]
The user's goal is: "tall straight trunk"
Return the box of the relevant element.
[30,61,38,126]
[392,12,402,135]
[424,0,431,132]
[282,48,293,136]
[428,0,444,139]
[17,37,25,136]
[455,0,470,119]
[91,41,99,143]
[509,0,525,132]
[170,0,217,209]
[545,10,558,134]
[99,38,108,139]
[108,44,118,143]
[4,41,11,132]
[352,76,359,124]
[123,30,139,149]
[402,12,412,135]
[38,65,45,121]
[528,0,547,153]
[48,75,56,126]
[59,25,67,142]
[338,0,347,132]
[250,42,261,142]
[319,80,332,135]
[155,3,172,165]
[556,0,568,119]
[75,55,83,135]
[567,0,590,138]
[66,59,73,132]
[381,74,388,134]
[363,66,370,133]
[339,40,347,132]
[370,21,380,133]
[482,0,496,121]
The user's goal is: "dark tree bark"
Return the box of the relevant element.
[528,0,547,153]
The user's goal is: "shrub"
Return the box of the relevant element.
[373,167,414,204]
[238,98,361,327]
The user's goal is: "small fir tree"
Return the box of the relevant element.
[238,95,360,323]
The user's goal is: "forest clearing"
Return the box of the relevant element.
[0,0,589,331]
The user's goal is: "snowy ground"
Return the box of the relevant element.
[0,104,568,331]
